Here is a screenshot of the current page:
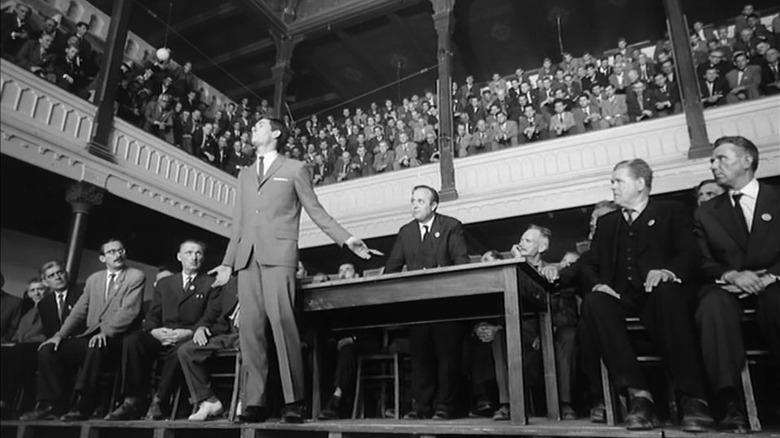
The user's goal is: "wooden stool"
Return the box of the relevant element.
[351,353,401,419]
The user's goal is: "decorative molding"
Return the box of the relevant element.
[0,60,235,237]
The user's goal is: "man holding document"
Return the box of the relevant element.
[210,117,379,423]
[694,135,780,434]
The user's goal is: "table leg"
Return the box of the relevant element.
[539,297,560,420]
[503,266,527,425]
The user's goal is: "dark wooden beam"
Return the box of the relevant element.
[289,92,340,112]
[193,39,275,71]
[147,3,239,46]
[288,0,422,38]
[335,30,387,87]
[239,0,287,34]
[387,12,430,69]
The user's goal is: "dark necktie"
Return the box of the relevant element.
[732,193,749,234]
[56,293,65,323]
[421,225,429,242]
[257,156,264,185]
[183,275,193,292]
[623,208,636,225]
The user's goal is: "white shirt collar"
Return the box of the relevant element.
[418,214,436,236]
[730,177,759,200]
[257,150,279,174]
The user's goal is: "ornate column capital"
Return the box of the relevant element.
[66,181,105,214]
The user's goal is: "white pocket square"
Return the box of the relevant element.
[273,177,289,181]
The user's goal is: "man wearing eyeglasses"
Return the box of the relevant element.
[21,239,145,421]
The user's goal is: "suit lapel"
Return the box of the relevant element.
[745,184,779,260]
[258,155,284,190]
[712,193,749,251]
[430,216,443,256]
[179,273,199,306]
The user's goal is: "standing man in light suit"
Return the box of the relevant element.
[210,117,373,424]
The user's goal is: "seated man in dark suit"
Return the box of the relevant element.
[21,239,145,421]
[385,185,470,420]
[694,136,780,433]
[106,240,221,420]
[37,261,84,340]
[700,66,730,108]
[759,47,780,96]
[580,159,713,432]
[177,275,239,421]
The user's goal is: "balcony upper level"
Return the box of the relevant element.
[1,58,779,248]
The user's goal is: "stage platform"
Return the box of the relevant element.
[2,418,778,438]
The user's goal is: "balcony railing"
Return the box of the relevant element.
[2,58,778,247]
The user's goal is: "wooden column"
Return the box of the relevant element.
[662,0,710,158]
[88,0,133,161]
[271,31,302,119]
[64,182,104,282]
[430,0,458,201]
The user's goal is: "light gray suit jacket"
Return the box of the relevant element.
[58,267,146,338]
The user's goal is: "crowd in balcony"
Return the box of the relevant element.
[2,1,779,185]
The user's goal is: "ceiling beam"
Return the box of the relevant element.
[239,0,287,34]
[387,12,430,69]
[193,39,275,71]
[147,3,240,46]
[225,77,276,98]
[288,0,423,39]
[289,92,340,112]
[335,31,387,87]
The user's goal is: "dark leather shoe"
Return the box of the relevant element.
[61,407,90,422]
[145,397,169,420]
[720,400,748,434]
[281,402,305,424]
[235,405,267,423]
[468,400,495,418]
[317,395,341,420]
[681,397,714,433]
[561,403,577,421]
[20,403,58,421]
[104,401,140,421]
[624,396,657,430]
[492,405,510,421]
[589,402,606,423]
[403,409,431,420]
[432,410,455,420]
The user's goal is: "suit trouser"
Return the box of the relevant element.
[580,284,707,399]
[238,257,304,406]
[697,284,780,391]
[330,336,381,396]
[120,330,184,402]
[1,343,39,408]
[177,333,239,404]
[410,322,463,414]
[578,317,604,397]
[36,336,121,405]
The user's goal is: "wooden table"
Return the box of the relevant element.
[301,259,560,425]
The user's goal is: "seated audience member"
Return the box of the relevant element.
[1,3,34,58]
[760,47,780,96]
[518,105,547,144]
[176,275,238,421]
[695,179,725,206]
[21,239,145,421]
[1,278,48,415]
[36,261,84,342]
[650,72,680,116]
[0,273,21,343]
[351,145,374,178]
[492,112,518,149]
[419,131,440,164]
[312,153,334,185]
[580,159,713,432]
[572,94,601,134]
[106,240,221,421]
[144,94,175,143]
[469,119,497,154]
[455,123,472,158]
[52,44,84,93]
[333,150,354,183]
[697,49,731,80]
[599,84,629,129]
[394,132,420,170]
[15,33,56,80]
[700,67,729,107]
[549,99,575,137]
[725,52,761,103]
[626,81,656,122]
[694,136,780,434]
[226,140,250,177]
[194,123,218,164]
[385,186,469,420]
